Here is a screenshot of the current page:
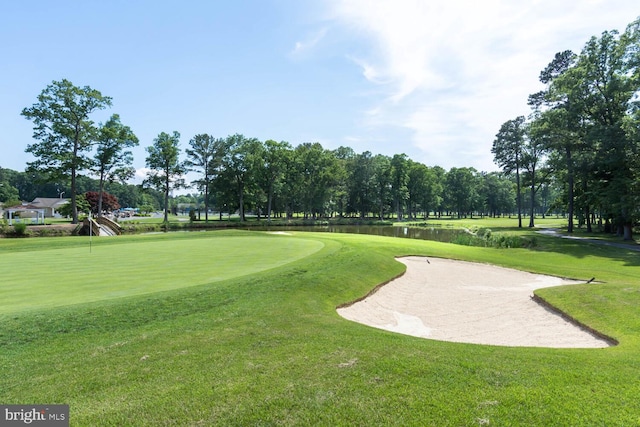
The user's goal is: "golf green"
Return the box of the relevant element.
[0,233,323,314]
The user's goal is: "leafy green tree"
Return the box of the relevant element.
[372,154,392,220]
[139,192,161,212]
[185,134,221,222]
[481,172,515,217]
[260,140,292,221]
[406,160,430,219]
[521,119,551,227]
[347,151,376,219]
[0,168,20,202]
[492,116,526,227]
[576,22,640,239]
[21,79,112,223]
[291,143,338,219]
[531,19,640,238]
[144,131,187,223]
[429,166,447,218]
[445,167,480,218]
[105,181,144,209]
[57,193,90,217]
[390,154,409,220]
[531,108,581,232]
[94,114,138,217]
[217,134,263,222]
[532,50,585,233]
[331,146,356,218]
[139,204,155,214]
[2,199,23,216]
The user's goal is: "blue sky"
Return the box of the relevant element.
[1,0,639,186]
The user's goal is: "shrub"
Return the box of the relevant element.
[452,229,537,249]
[13,222,28,237]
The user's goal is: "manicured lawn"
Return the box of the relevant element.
[0,231,323,314]
[1,228,640,425]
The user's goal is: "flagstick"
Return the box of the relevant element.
[89,212,92,253]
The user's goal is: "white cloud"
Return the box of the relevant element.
[327,0,640,170]
[134,167,152,181]
[346,55,388,84]
[291,28,328,56]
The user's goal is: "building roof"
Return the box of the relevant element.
[6,204,45,211]
[31,198,69,208]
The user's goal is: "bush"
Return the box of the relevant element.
[452,229,537,249]
[13,222,28,237]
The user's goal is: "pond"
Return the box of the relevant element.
[249,225,464,243]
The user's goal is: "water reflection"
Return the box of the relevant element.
[251,225,462,243]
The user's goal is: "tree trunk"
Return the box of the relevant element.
[516,168,522,228]
[267,181,274,223]
[204,180,209,223]
[98,170,105,218]
[528,173,535,228]
[237,177,245,222]
[71,166,78,224]
[163,176,169,223]
[566,147,574,233]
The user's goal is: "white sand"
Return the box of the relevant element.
[337,256,612,348]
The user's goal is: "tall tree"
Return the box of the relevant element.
[406,160,429,219]
[577,23,640,239]
[291,143,338,219]
[185,134,221,222]
[22,79,112,223]
[347,151,376,219]
[0,167,20,202]
[481,172,515,217]
[492,116,526,227]
[144,131,187,223]
[372,154,392,220]
[390,154,409,220]
[444,167,480,218]
[532,50,582,233]
[331,146,356,218]
[93,114,138,216]
[521,119,550,227]
[533,19,640,237]
[260,140,292,222]
[218,134,263,222]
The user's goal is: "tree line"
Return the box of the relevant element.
[5,18,639,231]
[0,78,564,225]
[492,17,640,239]
[148,132,530,223]
[1,124,533,224]
[3,75,531,224]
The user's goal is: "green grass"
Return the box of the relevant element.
[0,230,323,314]
[1,228,640,425]
[404,215,569,229]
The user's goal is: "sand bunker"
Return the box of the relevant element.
[337,257,612,348]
